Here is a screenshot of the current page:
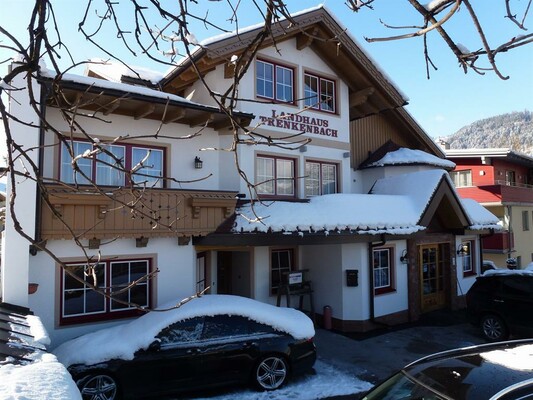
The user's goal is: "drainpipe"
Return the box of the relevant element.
[33,80,48,249]
[368,234,386,321]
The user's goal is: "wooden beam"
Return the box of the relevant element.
[349,87,375,107]
[296,28,319,50]
[134,103,156,120]
[163,108,186,124]
[189,113,214,127]
[102,99,121,115]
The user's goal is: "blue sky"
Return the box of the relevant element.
[1,1,531,138]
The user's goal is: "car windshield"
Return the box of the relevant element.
[362,371,447,400]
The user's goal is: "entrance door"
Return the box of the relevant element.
[196,252,208,294]
[419,245,446,312]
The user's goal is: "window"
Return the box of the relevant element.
[522,210,530,231]
[60,140,164,188]
[373,248,394,294]
[305,161,338,197]
[505,170,516,185]
[61,258,151,325]
[271,249,294,295]
[460,240,476,276]
[450,170,472,187]
[304,73,336,113]
[256,155,295,197]
[256,60,294,103]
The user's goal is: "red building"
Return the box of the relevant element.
[445,147,533,268]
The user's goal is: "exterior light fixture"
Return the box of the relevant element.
[194,156,203,169]
[457,243,469,255]
[400,249,409,264]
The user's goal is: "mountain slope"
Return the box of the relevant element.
[443,110,533,155]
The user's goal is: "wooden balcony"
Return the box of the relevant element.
[40,185,237,241]
[482,231,514,253]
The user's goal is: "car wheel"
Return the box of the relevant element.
[481,314,508,342]
[77,373,119,400]
[254,355,289,391]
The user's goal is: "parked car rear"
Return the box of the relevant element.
[466,270,533,341]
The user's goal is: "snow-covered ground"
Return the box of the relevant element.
[186,360,373,400]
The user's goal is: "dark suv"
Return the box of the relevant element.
[466,270,533,341]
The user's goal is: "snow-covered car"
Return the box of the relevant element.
[53,295,316,399]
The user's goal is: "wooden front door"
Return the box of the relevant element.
[419,244,446,312]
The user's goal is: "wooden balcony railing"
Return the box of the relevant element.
[482,231,514,253]
[40,185,237,241]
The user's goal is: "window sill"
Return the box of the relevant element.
[463,271,477,278]
[374,287,396,296]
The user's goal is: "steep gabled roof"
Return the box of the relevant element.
[160,5,408,120]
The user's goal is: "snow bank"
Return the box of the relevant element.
[54,295,315,368]
[0,353,81,400]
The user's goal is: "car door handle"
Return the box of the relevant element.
[493,299,505,303]
[243,341,258,349]
[186,348,202,354]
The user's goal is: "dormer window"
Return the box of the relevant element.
[256,60,294,103]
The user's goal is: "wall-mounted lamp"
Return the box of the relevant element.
[194,156,203,169]
[400,249,409,264]
[457,243,469,255]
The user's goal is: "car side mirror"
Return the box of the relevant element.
[148,338,161,352]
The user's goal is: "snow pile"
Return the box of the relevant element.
[367,148,455,169]
[54,295,315,368]
[481,344,533,372]
[234,193,423,235]
[0,352,81,400]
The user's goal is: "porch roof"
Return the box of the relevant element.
[232,170,500,236]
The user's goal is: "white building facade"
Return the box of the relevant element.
[2,6,499,346]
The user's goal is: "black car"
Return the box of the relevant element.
[53,295,316,400]
[361,339,533,400]
[466,270,533,341]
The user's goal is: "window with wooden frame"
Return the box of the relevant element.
[522,210,530,231]
[256,59,294,103]
[303,73,336,113]
[373,247,395,294]
[271,248,295,295]
[450,170,472,187]
[256,155,295,197]
[305,160,338,197]
[460,240,476,276]
[60,258,151,325]
[60,140,165,188]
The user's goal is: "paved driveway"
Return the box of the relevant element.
[315,309,485,399]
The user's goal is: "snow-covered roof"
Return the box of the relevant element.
[85,59,165,84]
[461,198,502,230]
[234,194,424,235]
[38,66,199,108]
[370,169,450,217]
[367,148,455,169]
[53,295,315,368]
[234,170,500,235]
